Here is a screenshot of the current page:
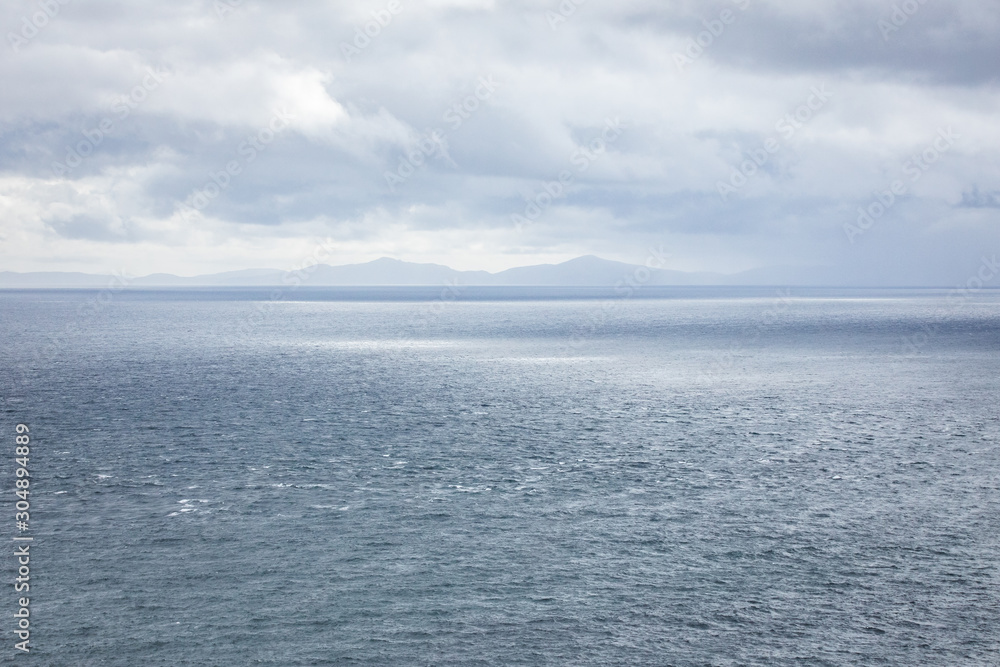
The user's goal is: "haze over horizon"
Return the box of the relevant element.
[1,1,998,285]
[4,5,1000,661]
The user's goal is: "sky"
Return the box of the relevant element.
[1,0,998,283]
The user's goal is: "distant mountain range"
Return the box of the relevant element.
[0,256,850,288]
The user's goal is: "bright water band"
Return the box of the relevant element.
[2,288,998,665]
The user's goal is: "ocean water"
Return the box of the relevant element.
[1,288,999,666]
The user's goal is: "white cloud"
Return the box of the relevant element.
[0,0,998,283]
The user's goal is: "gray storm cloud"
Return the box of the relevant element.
[0,0,997,281]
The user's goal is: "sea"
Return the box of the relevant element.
[1,287,998,666]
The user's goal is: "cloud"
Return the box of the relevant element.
[0,0,997,281]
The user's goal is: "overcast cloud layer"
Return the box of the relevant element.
[1,0,998,283]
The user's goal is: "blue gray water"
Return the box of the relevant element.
[2,288,999,665]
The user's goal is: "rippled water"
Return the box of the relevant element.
[2,288,999,665]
